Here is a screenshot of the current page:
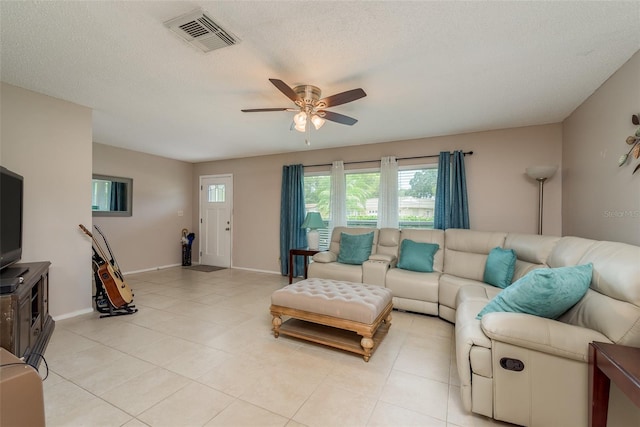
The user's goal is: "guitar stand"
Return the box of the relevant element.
[92,263,137,318]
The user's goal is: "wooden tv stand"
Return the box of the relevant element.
[0,262,54,368]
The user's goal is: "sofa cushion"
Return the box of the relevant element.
[327,227,379,257]
[558,289,640,347]
[308,261,364,283]
[558,240,640,346]
[337,232,374,265]
[399,229,445,272]
[397,239,439,273]
[439,274,497,323]
[512,260,546,282]
[444,229,507,281]
[377,228,401,259]
[456,285,501,307]
[578,241,640,306]
[477,264,593,320]
[312,251,337,263]
[483,247,516,288]
[439,274,489,311]
[504,233,560,265]
[547,236,595,268]
[502,233,559,282]
[385,268,440,303]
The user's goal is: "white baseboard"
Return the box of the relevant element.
[52,307,94,321]
[124,263,183,275]
[124,264,282,277]
[231,266,281,276]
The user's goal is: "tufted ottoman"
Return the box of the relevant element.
[270,278,393,361]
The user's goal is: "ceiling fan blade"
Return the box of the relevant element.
[319,110,358,126]
[241,108,291,112]
[269,79,300,103]
[318,88,366,108]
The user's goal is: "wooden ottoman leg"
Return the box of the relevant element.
[272,315,282,338]
[360,336,374,362]
[385,312,392,325]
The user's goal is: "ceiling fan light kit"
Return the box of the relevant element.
[293,112,306,132]
[242,79,366,145]
[311,114,325,130]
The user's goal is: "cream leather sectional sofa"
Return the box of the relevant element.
[307,226,640,427]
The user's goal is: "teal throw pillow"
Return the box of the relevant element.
[483,247,517,288]
[476,263,593,320]
[337,232,374,265]
[397,239,439,273]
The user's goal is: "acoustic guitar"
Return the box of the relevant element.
[79,224,133,308]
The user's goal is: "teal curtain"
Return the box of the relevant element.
[434,152,450,229]
[110,182,127,212]
[451,151,470,228]
[434,151,470,229]
[280,164,307,277]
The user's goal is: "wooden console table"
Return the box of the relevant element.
[0,262,54,369]
[588,341,640,427]
[288,248,320,284]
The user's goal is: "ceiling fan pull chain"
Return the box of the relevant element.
[305,118,311,146]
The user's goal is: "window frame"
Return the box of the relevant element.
[302,162,439,250]
[397,163,437,229]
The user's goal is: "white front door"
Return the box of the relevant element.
[199,175,232,267]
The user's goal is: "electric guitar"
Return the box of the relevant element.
[79,224,133,308]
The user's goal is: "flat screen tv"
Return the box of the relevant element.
[0,166,24,273]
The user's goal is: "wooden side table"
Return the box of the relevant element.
[288,248,320,284]
[588,341,640,427]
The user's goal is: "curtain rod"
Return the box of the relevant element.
[303,151,473,168]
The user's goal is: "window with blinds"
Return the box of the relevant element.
[304,165,437,250]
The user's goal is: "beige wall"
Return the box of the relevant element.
[562,50,640,246]
[194,123,562,273]
[93,143,194,273]
[1,83,93,319]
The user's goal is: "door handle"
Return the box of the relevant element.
[225,228,230,231]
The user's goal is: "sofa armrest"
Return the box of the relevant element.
[481,312,611,362]
[368,253,397,267]
[312,251,337,263]
[362,260,390,286]
[455,299,493,412]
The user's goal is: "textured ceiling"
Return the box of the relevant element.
[1,1,639,163]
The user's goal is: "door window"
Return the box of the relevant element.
[207,184,225,203]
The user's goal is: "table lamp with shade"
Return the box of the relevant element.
[301,212,324,250]
[525,165,558,235]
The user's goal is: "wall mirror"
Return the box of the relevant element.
[92,174,133,217]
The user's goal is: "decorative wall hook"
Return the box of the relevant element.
[620,114,640,174]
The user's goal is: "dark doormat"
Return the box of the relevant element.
[183,265,226,272]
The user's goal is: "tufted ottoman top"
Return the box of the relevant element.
[271,278,393,324]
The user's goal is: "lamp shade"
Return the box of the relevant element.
[301,212,324,229]
[526,165,558,180]
[294,111,307,125]
[311,114,325,130]
[294,112,307,132]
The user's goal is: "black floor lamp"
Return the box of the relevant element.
[526,165,558,235]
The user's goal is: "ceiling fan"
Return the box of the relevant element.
[242,79,366,144]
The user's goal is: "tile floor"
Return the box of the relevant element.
[41,267,514,427]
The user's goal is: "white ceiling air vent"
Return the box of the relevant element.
[164,9,238,53]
